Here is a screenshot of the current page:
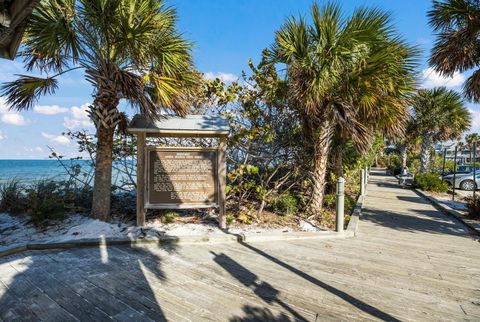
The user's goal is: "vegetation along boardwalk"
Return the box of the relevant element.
[0,169,479,321]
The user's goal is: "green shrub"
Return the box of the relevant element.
[26,180,67,224]
[344,194,356,214]
[161,210,179,223]
[323,194,336,209]
[414,173,448,193]
[376,155,389,168]
[237,212,253,224]
[0,179,26,214]
[271,192,298,215]
[323,193,356,213]
[386,155,402,175]
[226,213,236,225]
[65,186,93,213]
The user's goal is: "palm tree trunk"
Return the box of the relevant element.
[398,144,407,168]
[91,125,115,221]
[420,132,433,173]
[89,94,121,221]
[333,145,343,177]
[309,123,333,215]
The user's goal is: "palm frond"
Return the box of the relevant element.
[428,0,480,31]
[428,0,480,101]
[113,68,157,117]
[412,87,471,142]
[0,75,58,111]
[22,0,80,73]
[267,1,418,154]
[464,69,480,102]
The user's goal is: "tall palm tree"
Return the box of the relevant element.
[265,2,417,214]
[412,87,471,173]
[395,120,418,168]
[1,0,198,221]
[428,0,480,102]
[465,132,479,162]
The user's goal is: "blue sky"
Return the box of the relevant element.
[0,0,478,159]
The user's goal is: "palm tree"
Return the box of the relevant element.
[266,2,417,214]
[395,120,417,168]
[412,87,470,173]
[465,133,479,162]
[1,0,198,221]
[428,0,480,102]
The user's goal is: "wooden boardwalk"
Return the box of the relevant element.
[1,170,479,321]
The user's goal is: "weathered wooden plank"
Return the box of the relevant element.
[9,252,140,320]
[0,279,37,322]
[0,276,78,322]
[18,266,113,322]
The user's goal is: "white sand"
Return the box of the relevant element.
[0,212,323,251]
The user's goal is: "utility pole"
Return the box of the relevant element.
[452,146,458,201]
[474,141,477,204]
[442,148,447,179]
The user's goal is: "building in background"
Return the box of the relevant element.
[435,142,480,164]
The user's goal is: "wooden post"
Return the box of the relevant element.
[336,177,345,232]
[218,136,227,229]
[360,169,365,196]
[136,132,146,226]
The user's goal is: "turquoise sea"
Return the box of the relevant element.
[0,160,91,183]
[0,160,136,186]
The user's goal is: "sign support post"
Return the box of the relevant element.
[136,132,146,226]
[218,136,227,229]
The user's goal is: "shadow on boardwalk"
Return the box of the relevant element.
[220,241,401,322]
[0,243,177,321]
[212,251,304,321]
[363,169,474,237]
[362,207,470,236]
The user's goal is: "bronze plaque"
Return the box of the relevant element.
[146,148,218,207]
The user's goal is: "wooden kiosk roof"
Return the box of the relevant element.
[127,114,230,137]
[0,0,39,59]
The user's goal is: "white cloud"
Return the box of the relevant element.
[42,132,70,145]
[203,72,238,83]
[0,97,30,125]
[23,146,44,153]
[468,108,480,132]
[34,104,69,115]
[1,114,28,125]
[0,130,5,140]
[63,103,94,129]
[420,67,465,89]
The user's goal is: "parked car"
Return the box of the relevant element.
[443,165,480,176]
[442,172,480,191]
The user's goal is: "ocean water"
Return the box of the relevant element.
[0,160,136,187]
[0,160,136,186]
[0,160,90,183]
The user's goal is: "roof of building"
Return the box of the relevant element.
[0,0,39,60]
[127,114,230,137]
